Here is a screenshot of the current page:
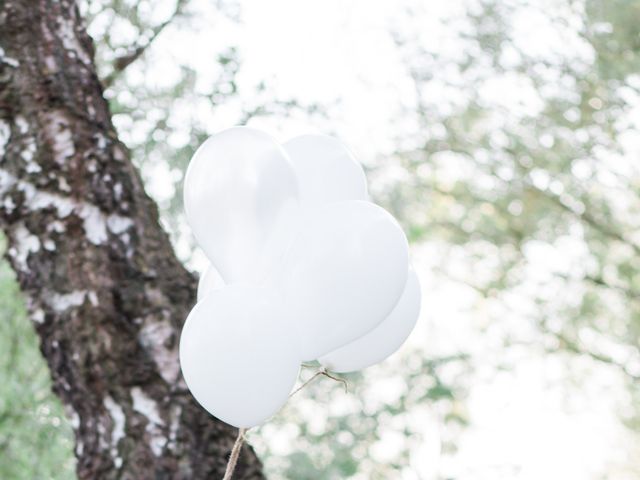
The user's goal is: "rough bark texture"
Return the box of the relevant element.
[0,1,265,478]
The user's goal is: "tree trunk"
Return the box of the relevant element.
[0,0,265,478]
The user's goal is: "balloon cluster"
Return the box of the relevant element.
[180,127,421,428]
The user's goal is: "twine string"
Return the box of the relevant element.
[290,367,348,397]
[319,369,349,393]
[289,369,325,397]
[221,368,347,479]
[222,427,247,480]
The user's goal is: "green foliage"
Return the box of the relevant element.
[388,0,640,430]
[0,257,75,479]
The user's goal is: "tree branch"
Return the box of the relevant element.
[102,0,187,88]
[547,329,640,382]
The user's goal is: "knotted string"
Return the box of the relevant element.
[221,367,348,479]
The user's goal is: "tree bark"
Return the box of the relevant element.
[0,0,265,478]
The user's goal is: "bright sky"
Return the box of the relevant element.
[100,0,639,478]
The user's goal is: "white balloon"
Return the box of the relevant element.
[196,264,225,302]
[283,134,367,209]
[319,268,421,373]
[278,200,409,361]
[184,127,300,284]
[179,286,299,428]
